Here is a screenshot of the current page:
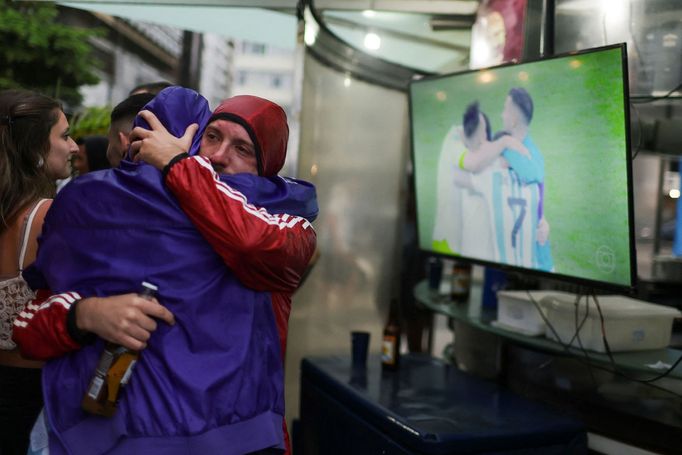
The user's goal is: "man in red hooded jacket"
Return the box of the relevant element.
[132,95,310,363]
[130,95,312,455]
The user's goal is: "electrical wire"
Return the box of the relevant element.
[592,293,682,383]
[527,291,585,350]
[631,81,682,104]
[573,295,597,386]
[526,291,682,399]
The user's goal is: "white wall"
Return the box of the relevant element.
[285,52,410,426]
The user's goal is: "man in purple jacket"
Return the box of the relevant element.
[15,87,317,454]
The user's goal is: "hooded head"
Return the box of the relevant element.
[209,95,288,177]
[131,86,211,161]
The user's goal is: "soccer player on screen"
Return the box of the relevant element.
[432,101,529,259]
[449,102,531,263]
[431,123,466,255]
[453,106,496,261]
[499,87,554,271]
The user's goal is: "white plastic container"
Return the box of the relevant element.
[494,290,577,336]
[543,295,682,352]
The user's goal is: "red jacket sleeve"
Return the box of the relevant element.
[165,156,317,292]
[13,289,83,360]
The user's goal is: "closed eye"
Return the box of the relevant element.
[237,145,255,157]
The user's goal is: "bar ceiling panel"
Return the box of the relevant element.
[57,2,299,49]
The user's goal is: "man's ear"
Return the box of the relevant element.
[119,131,130,149]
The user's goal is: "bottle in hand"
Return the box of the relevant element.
[81,281,158,417]
[381,298,401,371]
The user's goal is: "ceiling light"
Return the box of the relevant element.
[303,7,319,47]
[364,32,381,50]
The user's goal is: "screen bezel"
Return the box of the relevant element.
[408,43,637,293]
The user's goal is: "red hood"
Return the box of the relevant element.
[211,95,288,176]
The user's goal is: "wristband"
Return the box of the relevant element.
[162,153,190,179]
[66,300,97,346]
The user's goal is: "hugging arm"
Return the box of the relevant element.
[13,291,174,360]
[461,135,530,173]
[132,109,317,291]
[164,155,317,293]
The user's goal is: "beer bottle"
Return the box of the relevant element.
[381,298,401,371]
[82,281,158,417]
[451,262,472,304]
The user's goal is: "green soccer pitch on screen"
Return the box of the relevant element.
[409,44,636,291]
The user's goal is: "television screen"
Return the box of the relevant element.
[409,44,636,290]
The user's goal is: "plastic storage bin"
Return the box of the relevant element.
[543,294,682,352]
[494,290,576,336]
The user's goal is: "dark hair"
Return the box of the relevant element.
[110,93,156,133]
[462,101,491,141]
[129,81,173,96]
[492,130,511,140]
[508,87,533,124]
[83,136,110,172]
[0,89,61,231]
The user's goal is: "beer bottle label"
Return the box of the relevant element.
[120,359,137,386]
[87,376,105,400]
[451,266,471,300]
[381,336,397,364]
[96,350,115,375]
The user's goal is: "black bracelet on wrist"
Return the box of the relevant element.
[66,300,96,346]
[162,152,190,180]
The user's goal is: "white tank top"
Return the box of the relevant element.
[0,199,49,350]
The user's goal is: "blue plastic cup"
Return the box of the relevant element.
[351,331,370,368]
[427,257,443,291]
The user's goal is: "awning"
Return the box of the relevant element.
[57,1,298,50]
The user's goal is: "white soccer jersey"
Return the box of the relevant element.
[470,163,539,268]
[456,156,496,262]
[432,125,465,254]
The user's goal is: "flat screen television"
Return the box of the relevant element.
[409,44,636,291]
